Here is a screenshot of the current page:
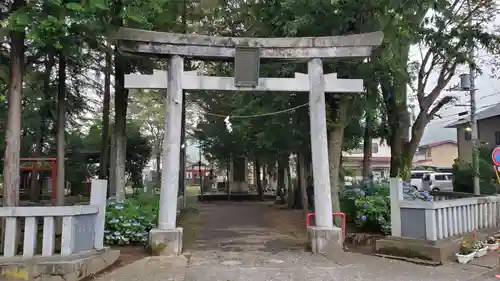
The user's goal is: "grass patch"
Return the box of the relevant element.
[185,185,200,196]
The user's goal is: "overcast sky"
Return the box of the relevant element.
[412,11,500,146]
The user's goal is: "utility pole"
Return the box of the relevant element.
[467,0,480,195]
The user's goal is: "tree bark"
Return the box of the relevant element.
[3,4,25,206]
[99,51,111,181]
[328,96,348,226]
[109,134,117,196]
[276,159,286,204]
[155,152,161,188]
[113,51,128,201]
[262,164,267,191]
[30,54,54,201]
[362,113,373,184]
[286,159,294,209]
[298,152,309,221]
[56,51,66,206]
[30,119,43,202]
[178,91,186,197]
[255,159,263,200]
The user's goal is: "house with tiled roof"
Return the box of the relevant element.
[446,103,500,162]
[413,140,458,167]
[342,138,391,180]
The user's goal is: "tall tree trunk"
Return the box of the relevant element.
[328,96,348,226]
[384,80,413,179]
[109,134,117,196]
[362,113,373,184]
[30,122,43,202]
[276,156,286,204]
[113,51,128,201]
[99,51,111,181]
[255,159,263,200]
[362,61,380,184]
[298,152,309,220]
[56,52,66,206]
[3,2,25,206]
[178,91,186,197]
[380,44,416,180]
[155,151,161,191]
[110,0,128,201]
[30,54,53,201]
[286,159,294,209]
[262,164,267,191]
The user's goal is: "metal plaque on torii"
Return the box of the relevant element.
[234,46,260,88]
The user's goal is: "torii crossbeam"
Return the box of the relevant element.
[114,27,383,256]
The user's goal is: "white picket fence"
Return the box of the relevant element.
[390,178,500,241]
[0,180,107,258]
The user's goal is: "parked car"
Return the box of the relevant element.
[410,170,429,190]
[421,172,453,192]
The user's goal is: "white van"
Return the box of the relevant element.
[422,172,453,192]
[410,170,429,191]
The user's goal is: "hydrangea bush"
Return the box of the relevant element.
[341,181,433,235]
[104,195,159,245]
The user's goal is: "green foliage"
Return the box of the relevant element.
[104,194,159,245]
[452,144,499,195]
[340,184,391,234]
[126,122,152,189]
[83,121,152,188]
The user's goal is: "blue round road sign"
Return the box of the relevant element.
[492,147,500,166]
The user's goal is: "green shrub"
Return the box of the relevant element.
[452,144,499,195]
[340,183,391,234]
[104,194,159,245]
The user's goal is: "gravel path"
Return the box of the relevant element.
[95,201,497,281]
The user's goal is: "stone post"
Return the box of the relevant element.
[390,177,403,237]
[149,55,183,256]
[90,179,107,250]
[306,58,342,255]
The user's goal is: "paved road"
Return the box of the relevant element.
[96,201,497,281]
[96,250,495,281]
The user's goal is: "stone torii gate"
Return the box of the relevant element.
[114,27,383,256]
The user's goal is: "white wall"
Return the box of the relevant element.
[342,138,391,158]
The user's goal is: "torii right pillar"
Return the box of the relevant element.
[307,57,342,255]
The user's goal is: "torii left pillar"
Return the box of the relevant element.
[148,55,184,255]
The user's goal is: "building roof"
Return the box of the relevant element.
[418,140,457,148]
[445,103,500,128]
[343,156,391,162]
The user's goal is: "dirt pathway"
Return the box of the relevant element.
[191,201,306,252]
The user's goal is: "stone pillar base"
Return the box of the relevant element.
[148,227,183,256]
[307,226,343,257]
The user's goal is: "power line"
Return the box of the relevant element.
[439,90,500,111]
[202,102,309,118]
[434,102,497,120]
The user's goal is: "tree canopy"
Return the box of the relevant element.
[0,0,499,202]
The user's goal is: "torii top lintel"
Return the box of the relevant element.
[112,27,384,61]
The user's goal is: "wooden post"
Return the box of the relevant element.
[157,55,184,230]
[307,58,333,228]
